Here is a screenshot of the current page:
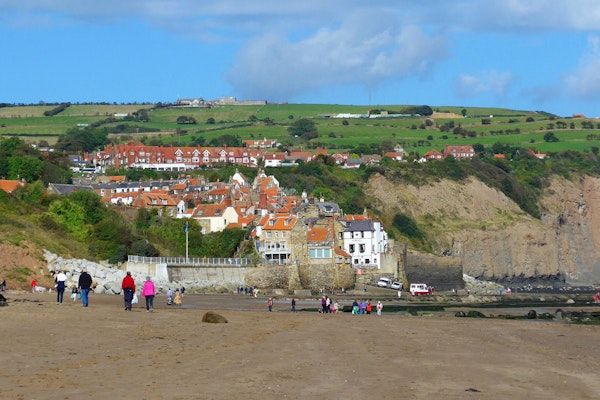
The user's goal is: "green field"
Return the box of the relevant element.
[2,103,600,154]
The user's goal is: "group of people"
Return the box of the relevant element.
[131,274,179,311]
[45,268,94,306]
[122,273,184,311]
[320,295,340,314]
[237,285,260,297]
[351,299,383,315]
[166,287,183,306]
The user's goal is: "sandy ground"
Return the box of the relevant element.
[1,291,599,400]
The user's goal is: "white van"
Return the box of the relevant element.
[410,283,430,296]
[377,277,392,288]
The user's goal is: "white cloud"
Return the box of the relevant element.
[454,70,515,98]
[563,36,600,100]
[447,0,600,32]
[227,11,448,101]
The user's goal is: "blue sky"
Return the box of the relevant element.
[2,0,600,117]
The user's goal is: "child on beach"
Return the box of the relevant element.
[174,289,182,306]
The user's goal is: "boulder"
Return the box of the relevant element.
[202,311,228,323]
[103,282,122,295]
[527,310,537,319]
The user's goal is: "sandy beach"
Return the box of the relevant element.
[1,291,599,400]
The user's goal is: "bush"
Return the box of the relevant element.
[392,213,423,239]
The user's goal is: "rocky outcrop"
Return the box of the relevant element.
[365,174,600,286]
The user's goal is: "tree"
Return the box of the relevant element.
[192,136,206,146]
[543,132,559,142]
[69,190,107,225]
[461,108,467,117]
[473,143,485,154]
[208,134,241,147]
[176,116,197,124]
[8,156,44,182]
[288,118,317,138]
[312,187,335,201]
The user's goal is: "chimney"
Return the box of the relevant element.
[259,190,268,209]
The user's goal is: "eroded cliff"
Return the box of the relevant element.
[365,174,600,286]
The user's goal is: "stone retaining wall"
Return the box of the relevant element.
[405,253,463,291]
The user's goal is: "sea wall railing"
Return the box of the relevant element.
[127,255,251,267]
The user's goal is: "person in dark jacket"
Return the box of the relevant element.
[121,272,136,311]
[78,267,93,307]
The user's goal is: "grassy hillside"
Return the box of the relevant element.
[2,103,600,153]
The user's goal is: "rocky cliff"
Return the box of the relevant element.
[365,174,600,286]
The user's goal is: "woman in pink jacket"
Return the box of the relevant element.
[141,276,156,312]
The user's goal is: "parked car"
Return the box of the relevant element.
[377,277,392,288]
[390,281,402,290]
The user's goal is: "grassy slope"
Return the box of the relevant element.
[2,103,600,153]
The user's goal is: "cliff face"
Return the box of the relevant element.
[365,174,600,286]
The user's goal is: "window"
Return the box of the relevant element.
[349,244,355,253]
[310,248,331,259]
[360,244,365,253]
[266,232,271,239]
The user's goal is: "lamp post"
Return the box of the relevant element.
[185,220,189,262]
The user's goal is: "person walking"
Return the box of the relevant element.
[31,278,37,293]
[173,288,182,306]
[268,297,273,312]
[141,276,155,312]
[78,267,93,307]
[366,300,373,314]
[121,272,136,311]
[55,270,67,304]
[166,288,173,305]
[376,300,383,316]
[291,298,296,312]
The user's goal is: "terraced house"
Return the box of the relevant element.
[253,213,298,264]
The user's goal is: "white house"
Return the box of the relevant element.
[340,216,388,269]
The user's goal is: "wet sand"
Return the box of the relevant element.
[1,291,599,400]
